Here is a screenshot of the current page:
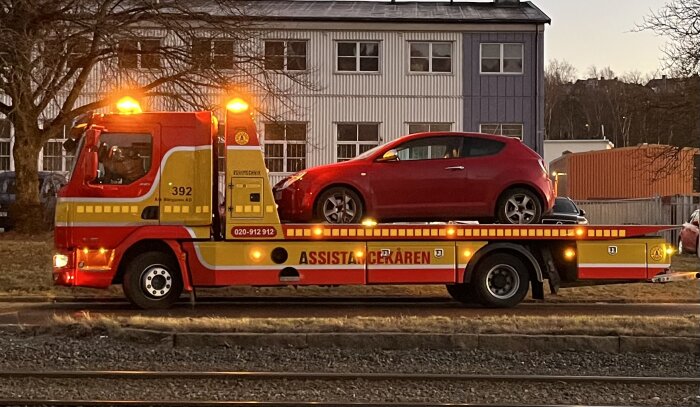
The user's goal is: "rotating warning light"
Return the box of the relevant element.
[116,97,142,114]
[226,98,249,113]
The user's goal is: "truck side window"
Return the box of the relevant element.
[94,133,152,185]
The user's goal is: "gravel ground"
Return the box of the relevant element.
[1,329,699,405]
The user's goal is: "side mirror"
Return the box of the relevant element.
[692,220,699,227]
[83,151,98,183]
[377,149,399,162]
[579,209,586,216]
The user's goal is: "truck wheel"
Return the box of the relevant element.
[316,187,363,224]
[446,283,473,304]
[496,188,542,224]
[123,251,183,310]
[471,253,530,308]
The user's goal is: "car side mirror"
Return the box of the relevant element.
[83,151,98,183]
[579,209,586,216]
[377,149,399,162]
[692,220,699,227]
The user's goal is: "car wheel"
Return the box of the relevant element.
[445,283,473,305]
[316,187,363,224]
[496,188,543,224]
[471,253,530,308]
[123,251,183,310]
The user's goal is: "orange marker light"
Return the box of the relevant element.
[82,248,89,255]
[226,98,249,113]
[463,249,472,258]
[361,219,377,227]
[575,228,585,237]
[447,228,455,236]
[313,227,323,236]
[250,250,262,260]
[354,250,364,258]
[116,97,142,114]
[564,248,576,259]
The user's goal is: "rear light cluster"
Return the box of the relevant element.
[538,159,548,176]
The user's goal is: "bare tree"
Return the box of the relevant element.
[0,0,310,232]
[637,0,700,77]
[544,59,576,139]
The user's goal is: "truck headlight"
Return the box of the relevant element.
[53,254,69,268]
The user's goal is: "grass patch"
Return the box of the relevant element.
[1,234,698,302]
[52,312,700,337]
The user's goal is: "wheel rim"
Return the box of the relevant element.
[322,191,358,224]
[485,264,520,300]
[504,193,537,224]
[140,265,173,298]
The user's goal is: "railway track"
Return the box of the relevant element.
[0,370,697,407]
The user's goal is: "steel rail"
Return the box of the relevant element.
[0,370,698,384]
[0,400,653,407]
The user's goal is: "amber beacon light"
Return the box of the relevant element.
[226,98,249,113]
[116,97,142,114]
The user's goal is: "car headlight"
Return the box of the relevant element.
[280,171,307,189]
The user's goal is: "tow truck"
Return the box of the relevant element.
[52,97,698,309]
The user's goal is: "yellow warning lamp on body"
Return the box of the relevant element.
[116,96,142,114]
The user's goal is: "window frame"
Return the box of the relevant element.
[118,38,163,70]
[262,122,308,174]
[0,119,11,171]
[335,122,381,162]
[264,40,308,72]
[335,41,381,74]
[407,123,453,134]
[395,136,464,162]
[479,43,524,75]
[479,123,524,139]
[39,124,75,173]
[192,38,235,70]
[408,41,453,74]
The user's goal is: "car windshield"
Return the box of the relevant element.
[353,144,384,160]
[553,198,578,214]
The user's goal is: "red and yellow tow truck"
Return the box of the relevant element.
[52,97,698,309]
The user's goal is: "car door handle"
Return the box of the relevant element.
[444,166,465,171]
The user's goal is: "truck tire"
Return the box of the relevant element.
[471,253,530,308]
[316,187,363,224]
[123,251,183,310]
[445,283,473,304]
[496,188,542,224]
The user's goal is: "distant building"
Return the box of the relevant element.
[543,139,614,167]
[550,145,700,200]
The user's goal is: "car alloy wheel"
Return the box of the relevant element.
[504,193,538,224]
[318,187,363,224]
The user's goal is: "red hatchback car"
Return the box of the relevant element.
[273,132,554,224]
[678,209,699,256]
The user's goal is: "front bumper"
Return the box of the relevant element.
[273,185,315,222]
[52,248,116,288]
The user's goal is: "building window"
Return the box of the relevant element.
[407,123,452,134]
[263,123,307,173]
[409,42,451,73]
[118,39,161,69]
[337,42,379,72]
[336,123,380,162]
[42,125,75,172]
[264,41,307,71]
[480,43,523,74]
[480,123,524,139]
[192,39,234,70]
[0,119,10,171]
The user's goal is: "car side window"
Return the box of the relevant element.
[395,136,462,161]
[94,133,152,185]
[464,138,505,157]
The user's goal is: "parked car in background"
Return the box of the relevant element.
[541,197,588,225]
[273,132,554,225]
[678,209,699,256]
[0,171,67,231]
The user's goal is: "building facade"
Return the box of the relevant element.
[0,0,550,185]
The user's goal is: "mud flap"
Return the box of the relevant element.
[541,247,561,295]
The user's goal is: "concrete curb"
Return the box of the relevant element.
[1,325,697,353]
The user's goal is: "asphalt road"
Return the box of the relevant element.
[0,299,698,325]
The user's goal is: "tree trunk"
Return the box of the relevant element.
[11,129,45,234]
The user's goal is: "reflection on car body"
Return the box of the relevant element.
[273,132,554,225]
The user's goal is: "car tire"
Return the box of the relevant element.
[445,283,473,304]
[123,251,183,310]
[315,187,364,224]
[470,253,530,308]
[496,188,543,224]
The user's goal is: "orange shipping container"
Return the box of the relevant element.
[549,145,699,200]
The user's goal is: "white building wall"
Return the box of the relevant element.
[543,139,614,167]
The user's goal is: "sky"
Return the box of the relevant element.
[533,0,668,79]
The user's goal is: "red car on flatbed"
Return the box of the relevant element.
[274,132,554,225]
